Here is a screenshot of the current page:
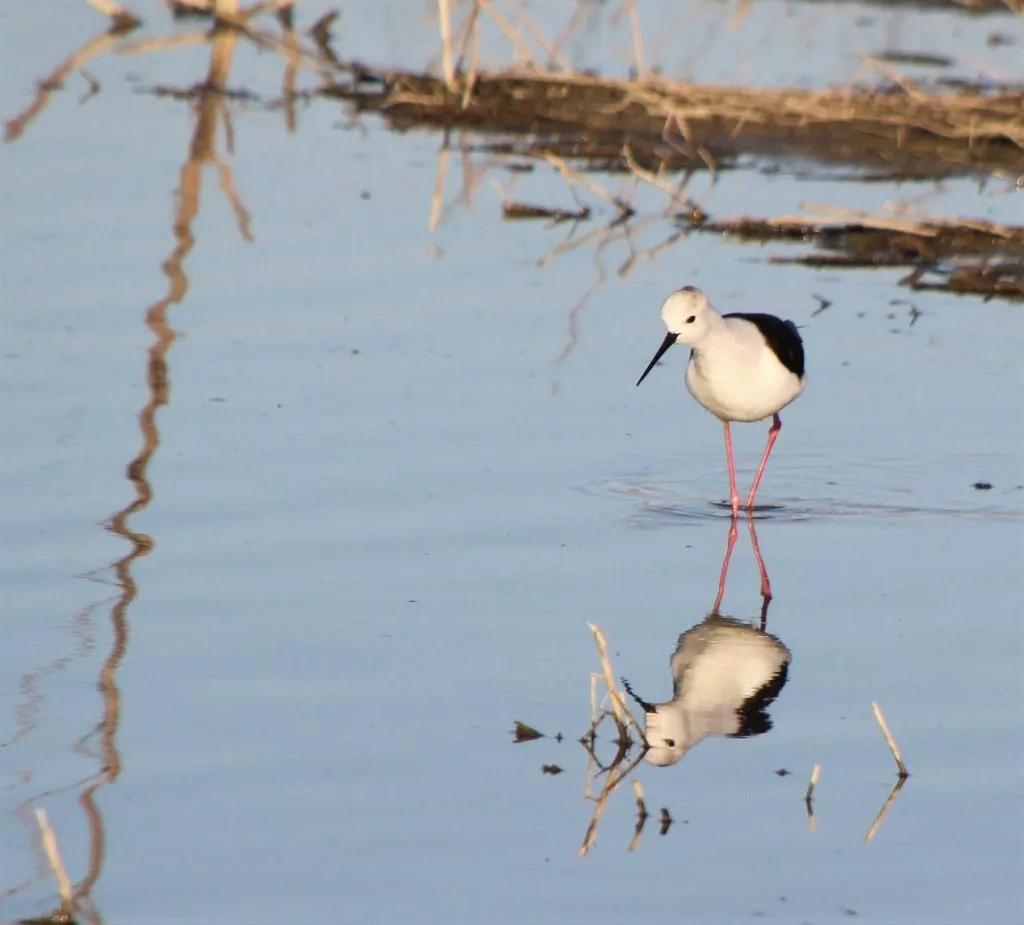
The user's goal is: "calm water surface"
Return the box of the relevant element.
[2,3,1023,924]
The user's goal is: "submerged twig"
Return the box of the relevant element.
[864,774,909,844]
[627,779,649,852]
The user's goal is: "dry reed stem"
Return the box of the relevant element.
[617,226,687,278]
[439,0,456,91]
[542,152,633,218]
[429,143,451,232]
[587,623,625,724]
[627,779,648,852]
[35,808,74,910]
[804,763,821,833]
[216,161,254,241]
[622,0,646,79]
[871,701,909,778]
[462,24,481,109]
[280,12,300,132]
[117,32,210,55]
[5,29,125,143]
[477,0,537,67]
[118,5,339,81]
[804,762,821,803]
[622,144,703,214]
[632,779,647,817]
[453,2,481,107]
[799,203,1019,239]
[864,775,909,844]
[586,623,644,737]
[548,1,590,65]
[506,0,572,73]
[85,0,142,27]
[243,0,301,16]
[579,743,647,856]
[859,54,931,103]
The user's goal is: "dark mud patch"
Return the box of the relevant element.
[324,68,1024,181]
[692,212,1024,300]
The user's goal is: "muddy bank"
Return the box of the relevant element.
[324,69,1023,181]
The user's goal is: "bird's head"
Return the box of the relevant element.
[636,286,716,386]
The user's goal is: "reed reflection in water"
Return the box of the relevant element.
[2,7,279,919]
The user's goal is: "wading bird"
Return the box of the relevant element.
[636,286,806,512]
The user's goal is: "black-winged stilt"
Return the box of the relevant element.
[622,515,791,767]
[636,286,806,512]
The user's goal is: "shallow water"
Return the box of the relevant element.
[2,2,1023,924]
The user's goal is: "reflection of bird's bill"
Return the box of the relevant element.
[636,331,677,387]
[621,676,657,714]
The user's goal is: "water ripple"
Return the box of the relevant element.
[581,474,1024,525]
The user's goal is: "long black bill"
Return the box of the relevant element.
[635,332,678,387]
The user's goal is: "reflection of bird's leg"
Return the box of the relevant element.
[712,514,740,614]
[745,413,782,510]
[746,513,773,607]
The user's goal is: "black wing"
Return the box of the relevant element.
[724,312,805,378]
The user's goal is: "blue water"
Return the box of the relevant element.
[2,3,1023,924]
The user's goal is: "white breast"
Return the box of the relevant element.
[685,324,805,423]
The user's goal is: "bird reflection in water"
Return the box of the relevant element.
[624,514,791,768]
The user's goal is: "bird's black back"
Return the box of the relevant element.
[724,312,805,378]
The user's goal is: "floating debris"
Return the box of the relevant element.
[513,721,545,742]
[502,200,591,222]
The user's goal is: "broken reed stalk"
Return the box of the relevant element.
[622,0,646,80]
[864,775,909,844]
[586,623,643,736]
[543,152,633,221]
[872,701,909,778]
[477,0,536,67]
[804,762,821,804]
[35,808,74,911]
[804,763,821,833]
[632,779,648,820]
[438,0,456,92]
[580,742,648,856]
[428,144,451,232]
[85,0,142,29]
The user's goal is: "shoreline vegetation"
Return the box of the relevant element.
[10,1,1023,299]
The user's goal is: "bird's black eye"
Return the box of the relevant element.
[686,315,696,324]
[664,738,676,747]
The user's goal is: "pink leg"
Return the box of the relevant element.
[712,514,740,615]
[744,413,782,511]
[723,421,741,513]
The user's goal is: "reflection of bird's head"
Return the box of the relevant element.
[642,705,688,767]
[636,615,792,769]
